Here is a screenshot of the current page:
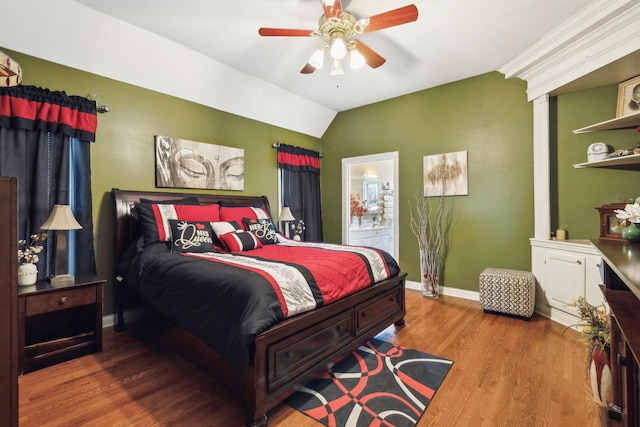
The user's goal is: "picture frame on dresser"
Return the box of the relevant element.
[596,203,628,240]
[616,75,640,117]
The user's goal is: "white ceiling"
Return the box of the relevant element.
[75,0,592,112]
[1,0,597,137]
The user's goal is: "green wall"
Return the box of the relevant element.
[7,48,636,314]
[321,72,535,291]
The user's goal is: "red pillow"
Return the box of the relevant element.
[133,203,220,247]
[219,230,262,252]
[219,206,271,230]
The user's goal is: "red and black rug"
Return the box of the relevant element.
[287,338,453,427]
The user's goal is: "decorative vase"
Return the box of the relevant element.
[17,263,38,286]
[590,344,612,407]
[358,216,362,226]
[419,249,439,299]
[293,235,301,241]
[622,222,640,242]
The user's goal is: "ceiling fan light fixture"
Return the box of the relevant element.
[308,48,325,69]
[349,48,366,69]
[330,58,344,76]
[329,37,347,60]
[258,2,419,75]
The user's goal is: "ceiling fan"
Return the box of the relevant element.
[258,0,418,76]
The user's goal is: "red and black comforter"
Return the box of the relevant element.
[122,240,400,379]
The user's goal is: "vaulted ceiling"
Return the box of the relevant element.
[2,0,594,137]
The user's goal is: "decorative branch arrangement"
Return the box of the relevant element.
[409,190,453,298]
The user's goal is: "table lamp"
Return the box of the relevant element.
[278,207,295,238]
[40,205,82,286]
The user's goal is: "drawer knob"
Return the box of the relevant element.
[608,403,622,420]
[59,296,68,304]
[336,325,344,333]
[361,311,368,317]
[285,352,295,362]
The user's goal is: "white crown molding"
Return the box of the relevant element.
[499,0,640,100]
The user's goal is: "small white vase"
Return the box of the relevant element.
[293,235,301,241]
[17,263,38,286]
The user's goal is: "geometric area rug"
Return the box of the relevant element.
[287,338,453,427]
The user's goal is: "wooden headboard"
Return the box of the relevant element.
[111,188,271,262]
[111,188,271,330]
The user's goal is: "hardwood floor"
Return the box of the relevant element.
[19,290,600,426]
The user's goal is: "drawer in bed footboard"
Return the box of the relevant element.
[267,311,353,391]
[355,287,402,334]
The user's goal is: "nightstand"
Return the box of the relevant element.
[17,276,104,374]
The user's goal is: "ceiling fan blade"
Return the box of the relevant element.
[301,63,316,74]
[322,0,343,19]
[258,28,315,37]
[355,40,386,69]
[358,4,418,33]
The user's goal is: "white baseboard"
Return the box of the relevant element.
[405,280,480,301]
[405,280,577,326]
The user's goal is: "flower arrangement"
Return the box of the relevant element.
[566,296,611,370]
[291,220,305,238]
[18,233,48,265]
[614,197,640,223]
[349,194,368,217]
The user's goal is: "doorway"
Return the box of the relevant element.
[342,152,399,259]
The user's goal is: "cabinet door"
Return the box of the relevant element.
[546,250,586,314]
[380,234,393,254]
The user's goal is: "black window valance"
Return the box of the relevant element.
[0,85,97,142]
[277,143,321,174]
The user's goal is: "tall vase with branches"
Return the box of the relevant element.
[409,190,452,299]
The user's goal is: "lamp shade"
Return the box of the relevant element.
[278,207,295,222]
[40,205,82,230]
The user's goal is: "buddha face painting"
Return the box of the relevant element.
[155,135,244,191]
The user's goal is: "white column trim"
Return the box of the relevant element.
[533,95,551,240]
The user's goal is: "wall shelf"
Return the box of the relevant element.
[572,111,640,134]
[573,153,640,168]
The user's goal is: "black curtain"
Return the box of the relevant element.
[277,144,323,242]
[0,85,97,279]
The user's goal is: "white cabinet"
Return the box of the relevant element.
[531,238,602,326]
[349,227,393,255]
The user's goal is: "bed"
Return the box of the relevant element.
[112,188,407,426]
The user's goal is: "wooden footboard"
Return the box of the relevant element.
[246,272,406,426]
[111,188,406,426]
[149,272,406,426]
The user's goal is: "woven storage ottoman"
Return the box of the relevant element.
[479,268,535,320]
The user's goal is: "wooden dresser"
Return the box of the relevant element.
[592,239,640,427]
[0,177,18,426]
